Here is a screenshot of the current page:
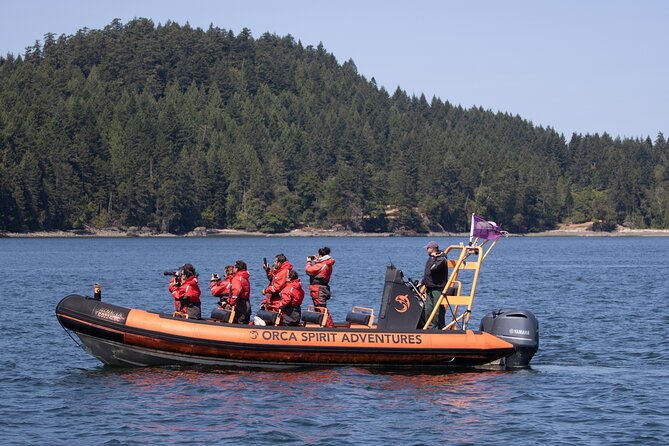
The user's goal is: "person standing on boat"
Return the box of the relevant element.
[305,246,335,328]
[279,270,305,326]
[210,265,235,306]
[422,241,447,329]
[168,263,202,319]
[229,260,251,324]
[260,254,293,311]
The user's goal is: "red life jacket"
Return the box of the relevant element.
[266,261,293,294]
[306,256,335,285]
[169,274,201,309]
[210,275,233,298]
[229,270,250,305]
[280,279,305,308]
[181,275,201,304]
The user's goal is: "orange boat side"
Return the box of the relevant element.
[124,309,514,352]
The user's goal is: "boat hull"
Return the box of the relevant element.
[56,295,516,370]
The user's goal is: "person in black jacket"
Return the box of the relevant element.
[422,241,448,329]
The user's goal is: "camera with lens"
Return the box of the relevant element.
[211,273,220,281]
[164,269,183,286]
[307,255,316,261]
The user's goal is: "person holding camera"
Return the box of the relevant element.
[210,265,235,306]
[278,270,305,326]
[260,254,293,311]
[305,246,335,327]
[228,260,251,324]
[168,263,202,319]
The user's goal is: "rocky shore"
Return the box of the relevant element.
[2,223,668,238]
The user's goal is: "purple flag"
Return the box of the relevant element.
[469,214,502,242]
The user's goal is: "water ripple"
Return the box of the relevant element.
[1,237,669,445]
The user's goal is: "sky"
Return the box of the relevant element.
[1,0,667,139]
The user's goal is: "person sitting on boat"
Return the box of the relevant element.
[229,260,251,324]
[422,241,448,329]
[278,269,305,326]
[168,263,202,319]
[305,246,335,328]
[260,254,293,311]
[210,265,235,306]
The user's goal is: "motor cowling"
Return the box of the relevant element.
[480,309,539,368]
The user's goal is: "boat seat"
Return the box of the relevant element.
[301,306,328,327]
[346,306,375,328]
[256,309,281,326]
[210,305,235,323]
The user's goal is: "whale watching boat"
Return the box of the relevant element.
[56,214,539,370]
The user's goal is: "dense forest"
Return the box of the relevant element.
[1,18,667,234]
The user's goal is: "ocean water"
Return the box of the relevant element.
[1,236,668,445]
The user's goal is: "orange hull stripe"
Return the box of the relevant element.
[124,310,514,351]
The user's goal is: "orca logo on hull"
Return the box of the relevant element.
[394,294,410,313]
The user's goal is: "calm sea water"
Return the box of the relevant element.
[1,236,668,445]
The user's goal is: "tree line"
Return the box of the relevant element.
[1,18,667,233]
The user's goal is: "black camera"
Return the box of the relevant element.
[307,256,316,261]
[211,273,220,281]
[164,270,183,286]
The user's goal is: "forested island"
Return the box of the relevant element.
[1,18,667,235]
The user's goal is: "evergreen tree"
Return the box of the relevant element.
[0,18,666,234]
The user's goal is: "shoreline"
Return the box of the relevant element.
[2,227,669,238]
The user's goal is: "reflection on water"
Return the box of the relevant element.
[66,365,518,444]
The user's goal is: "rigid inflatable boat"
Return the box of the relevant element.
[56,215,539,370]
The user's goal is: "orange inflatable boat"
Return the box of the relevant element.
[56,221,539,370]
[55,293,519,369]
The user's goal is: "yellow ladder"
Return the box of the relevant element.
[422,237,499,330]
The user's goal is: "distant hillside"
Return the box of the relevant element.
[1,18,667,233]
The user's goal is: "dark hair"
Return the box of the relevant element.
[288,269,299,281]
[182,263,196,278]
[318,246,331,256]
[275,254,287,264]
[235,260,247,270]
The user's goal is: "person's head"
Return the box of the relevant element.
[182,263,196,278]
[275,254,287,265]
[224,265,235,276]
[234,260,247,271]
[423,241,439,255]
[288,270,299,281]
[318,246,331,257]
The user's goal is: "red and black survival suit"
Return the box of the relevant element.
[279,277,305,326]
[228,269,251,324]
[261,260,293,311]
[169,268,201,319]
[210,273,233,303]
[305,255,335,327]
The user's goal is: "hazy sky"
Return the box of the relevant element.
[1,0,667,139]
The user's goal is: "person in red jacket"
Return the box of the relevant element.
[229,260,251,324]
[260,254,293,311]
[305,246,335,327]
[210,265,235,306]
[168,263,201,319]
[279,269,305,326]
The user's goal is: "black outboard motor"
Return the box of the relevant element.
[480,309,539,368]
